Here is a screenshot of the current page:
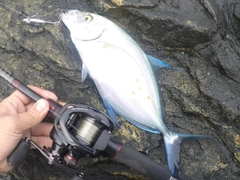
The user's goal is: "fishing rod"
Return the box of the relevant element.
[0,67,176,180]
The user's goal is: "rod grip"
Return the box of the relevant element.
[12,78,42,102]
[106,140,172,180]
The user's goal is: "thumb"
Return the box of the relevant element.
[16,99,49,132]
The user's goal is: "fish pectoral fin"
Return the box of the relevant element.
[102,99,120,127]
[164,132,210,177]
[147,55,184,71]
[81,63,88,82]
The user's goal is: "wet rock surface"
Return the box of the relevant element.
[0,0,239,179]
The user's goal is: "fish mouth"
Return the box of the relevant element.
[59,12,65,19]
[82,28,105,41]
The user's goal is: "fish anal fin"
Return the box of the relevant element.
[81,63,88,82]
[102,99,120,127]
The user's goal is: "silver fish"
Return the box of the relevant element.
[61,10,207,177]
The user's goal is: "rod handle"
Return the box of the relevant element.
[106,140,173,180]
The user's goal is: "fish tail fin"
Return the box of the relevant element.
[163,132,210,177]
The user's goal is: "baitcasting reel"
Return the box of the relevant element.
[8,100,115,179]
[50,102,114,166]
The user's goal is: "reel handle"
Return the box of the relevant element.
[106,140,173,180]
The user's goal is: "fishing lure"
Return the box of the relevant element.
[22,16,61,26]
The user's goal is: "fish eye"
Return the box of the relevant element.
[84,15,93,22]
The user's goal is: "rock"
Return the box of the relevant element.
[0,0,239,180]
[97,0,216,48]
[234,3,240,19]
[110,0,158,8]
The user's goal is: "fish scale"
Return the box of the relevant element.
[61,10,209,178]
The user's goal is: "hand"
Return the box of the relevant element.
[0,86,58,172]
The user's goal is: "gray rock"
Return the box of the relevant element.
[110,0,158,8]
[0,0,239,179]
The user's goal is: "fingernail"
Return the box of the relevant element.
[36,99,47,112]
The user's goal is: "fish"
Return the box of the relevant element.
[61,10,208,178]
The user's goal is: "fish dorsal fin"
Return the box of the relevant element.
[81,63,88,82]
[147,55,173,69]
[147,55,174,69]
[147,55,183,72]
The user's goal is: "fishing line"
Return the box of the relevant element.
[0,2,29,17]
[0,66,62,119]
[48,109,61,119]
[0,3,61,117]
[0,3,62,119]
[0,2,62,26]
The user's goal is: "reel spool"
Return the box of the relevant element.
[74,116,102,146]
[50,103,115,165]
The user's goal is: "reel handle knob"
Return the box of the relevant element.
[7,138,30,167]
[70,174,84,180]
